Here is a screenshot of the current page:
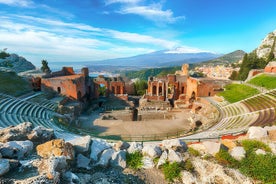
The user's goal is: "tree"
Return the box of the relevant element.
[134,79,148,95]
[229,70,238,80]
[41,59,51,73]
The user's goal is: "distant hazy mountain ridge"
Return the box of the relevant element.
[200,50,246,65]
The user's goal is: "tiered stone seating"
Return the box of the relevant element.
[0,93,61,130]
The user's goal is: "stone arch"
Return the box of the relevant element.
[189,91,196,102]
[116,86,121,94]
[181,86,185,94]
[158,86,162,95]
[57,87,61,94]
[152,86,157,95]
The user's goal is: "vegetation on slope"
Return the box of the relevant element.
[0,70,32,96]
[218,84,259,103]
[248,74,276,90]
[200,50,245,65]
[123,66,181,80]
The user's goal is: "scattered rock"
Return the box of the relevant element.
[45,156,68,182]
[188,143,207,155]
[221,139,237,150]
[247,126,268,139]
[264,125,276,131]
[68,135,91,154]
[90,139,111,162]
[268,143,276,155]
[0,140,33,159]
[113,141,130,151]
[168,149,182,163]
[0,122,33,143]
[161,139,187,152]
[181,170,198,184]
[255,149,266,155]
[230,146,246,161]
[27,126,54,144]
[142,144,162,158]
[202,141,227,156]
[0,159,10,176]
[142,156,154,169]
[76,154,91,169]
[96,148,115,167]
[268,129,276,141]
[36,139,74,160]
[110,150,126,169]
[157,150,168,168]
[127,142,143,153]
[62,171,80,184]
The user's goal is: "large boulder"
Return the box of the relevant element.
[0,159,10,176]
[68,135,91,154]
[142,156,154,169]
[90,139,111,162]
[161,139,187,152]
[96,148,115,167]
[0,140,33,159]
[168,149,182,163]
[0,122,33,142]
[36,139,74,160]
[27,126,54,144]
[142,144,162,158]
[76,154,91,169]
[247,126,268,139]
[110,150,126,169]
[113,141,130,151]
[202,141,227,156]
[127,142,143,154]
[268,129,276,141]
[62,171,80,184]
[46,156,68,182]
[157,150,168,168]
[255,149,266,155]
[188,143,208,155]
[230,146,245,161]
[221,139,237,150]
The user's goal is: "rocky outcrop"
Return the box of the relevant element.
[68,135,91,154]
[0,122,33,142]
[36,139,74,160]
[230,146,246,161]
[110,150,126,169]
[0,140,33,159]
[27,126,54,144]
[0,159,10,176]
[202,141,228,155]
[247,126,268,139]
[0,53,36,73]
[142,144,162,158]
[161,139,187,152]
[90,139,111,162]
[127,142,143,153]
[76,154,91,169]
[96,148,115,167]
[256,30,276,59]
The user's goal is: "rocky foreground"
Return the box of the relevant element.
[0,123,276,184]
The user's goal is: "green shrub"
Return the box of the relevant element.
[126,151,143,170]
[215,149,239,168]
[162,162,182,182]
[184,159,194,172]
[240,152,276,182]
[188,147,201,157]
[241,140,271,153]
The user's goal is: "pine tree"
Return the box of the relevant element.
[41,59,51,73]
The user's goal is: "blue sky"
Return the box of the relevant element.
[0,0,276,66]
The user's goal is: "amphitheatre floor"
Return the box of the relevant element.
[79,109,193,137]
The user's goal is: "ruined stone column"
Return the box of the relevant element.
[165,82,168,100]
[162,82,164,96]
[157,81,159,96]
[151,82,153,96]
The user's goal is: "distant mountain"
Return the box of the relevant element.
[199,50,246,66]
[91,48,221,68]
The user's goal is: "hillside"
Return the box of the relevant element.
[0,51,36,73]
[200,50,245,66]
[0,69,32,96]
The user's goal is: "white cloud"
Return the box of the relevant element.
[105,0,141,5]
[164,46,210,54]
[119,3,185,23]
[0,0,33,7]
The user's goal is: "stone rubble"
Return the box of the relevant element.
[1,122,276,183]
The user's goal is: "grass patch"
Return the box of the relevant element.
[215,149,239,168]
[240,152,276,182]
[126,151,143,170]
[162,162,182,182]
[0,71,32,96]
[248,74,276,90]
[188,147,201,157]
[241,139,271,153]
[218,84,259,103]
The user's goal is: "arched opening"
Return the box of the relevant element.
[208,92,211,96]
[189,91,196,103]
[133,108,138,121]
[77,91,82,100]
[57,87,61,94]
[181,87,185,94]
[98,83,107,96]
[112,86,115,94]
[152,86,157,95]
[159,86,162,95]
[116,86,121,94]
